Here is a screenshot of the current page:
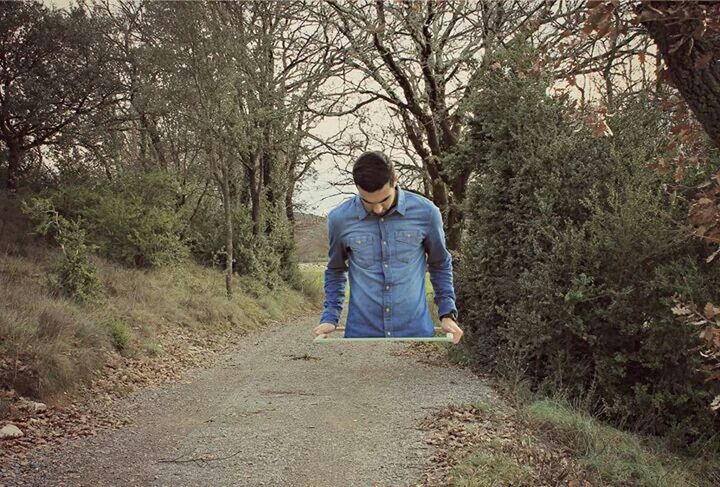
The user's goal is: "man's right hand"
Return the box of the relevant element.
[313,323,337,336]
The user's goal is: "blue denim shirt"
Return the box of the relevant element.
[320,186,457,338]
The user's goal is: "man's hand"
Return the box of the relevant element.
[441,316,463,344]
[313,323,337,337]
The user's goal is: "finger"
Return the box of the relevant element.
[453,329,463,344]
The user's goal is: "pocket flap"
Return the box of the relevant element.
[395,230,421,244]
[349,234,373,247]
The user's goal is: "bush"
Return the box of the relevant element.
[453,42,720,441]
[187,193,299,288]
[21,197,101,302]
[49,171,190,268]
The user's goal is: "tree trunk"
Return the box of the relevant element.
[285,183,295,228]
[445,169,472,251]
[249,154,262,236]
[6,143,23,191]
[220,166,234,298]
[262,148,274,236]
[140,113,169,170]
[640,2,720,149]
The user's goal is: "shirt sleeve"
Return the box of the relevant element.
[424,204,458,319]
[320,213,348,326]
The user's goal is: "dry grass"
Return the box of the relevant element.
[523,399,720,487]
[0,192,320,408]
[0,258,107,399]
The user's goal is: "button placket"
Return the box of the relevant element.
[380,216,392,336]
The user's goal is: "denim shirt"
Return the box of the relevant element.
[320,186,457,338]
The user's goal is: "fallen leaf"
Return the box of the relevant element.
[695,52,712,69]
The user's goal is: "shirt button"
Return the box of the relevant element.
[385,307,390,313]
[385,285,390,290]
[380,218,384,222]
[384,263,388,268]
[387,331,392,336]
[383,240,387,245]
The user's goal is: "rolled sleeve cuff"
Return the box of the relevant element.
[319,311,340,327]
[436,298,458,320]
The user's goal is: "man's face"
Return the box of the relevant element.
[357,179,397,217]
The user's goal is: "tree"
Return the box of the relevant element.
[0,1,119,191]
[139,1,341,295]
[312,0,648,250]
[635,1,720,149]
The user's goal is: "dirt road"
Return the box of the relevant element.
[3,317,494,486]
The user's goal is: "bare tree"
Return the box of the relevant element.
[138,1,344,294]
[311,0,594,249]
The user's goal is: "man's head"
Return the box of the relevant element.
[352,151,398,217]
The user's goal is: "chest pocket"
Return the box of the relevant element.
[348,234,375,269]
[395,230,423,264]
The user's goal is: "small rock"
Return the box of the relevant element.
[17,399,47,414]
[27,401,47,414]
[1,424,24,439]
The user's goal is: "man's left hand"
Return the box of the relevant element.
[440,316,463,345]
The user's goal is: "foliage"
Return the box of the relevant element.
[0,0,120,190]
[21,197,101,302]
[48,171,190,268]
[453,43,720,441]
[187,191,298,289]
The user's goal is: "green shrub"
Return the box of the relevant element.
[453,42,720,441]
[49,171,190,268]
[105,319,132,352]
[187,194,299,288]
[21,197,101,302]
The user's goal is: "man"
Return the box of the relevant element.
[312,151,463,344]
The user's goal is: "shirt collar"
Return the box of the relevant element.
[354,185,407,220]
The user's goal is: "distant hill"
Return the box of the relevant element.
[293,212,328,263]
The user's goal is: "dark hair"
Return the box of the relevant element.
[352,151,394,192]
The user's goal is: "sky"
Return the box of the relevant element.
[295,115,353,216]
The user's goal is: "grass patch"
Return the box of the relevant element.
[142,341,163,357]
[523,399,717,486]
[104,319,132,353]
[469,399,500,418]
[0,285,108,399]
[451,448,532,487]
[297,262,325,306]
